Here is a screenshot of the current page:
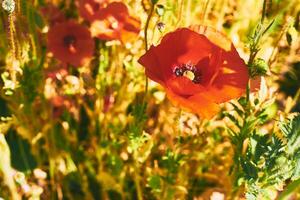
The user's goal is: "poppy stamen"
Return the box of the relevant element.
[174,67,185,77]
[174,64,202,84]
[63,35,76,47]
[107,16,119,29]
[183,70,195,80]
[192,74,202,84]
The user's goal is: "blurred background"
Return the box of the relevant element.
[0,0,299,199]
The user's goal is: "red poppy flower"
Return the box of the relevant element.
[50,96,75,118]
[90,2,140,42]
[47,21,95,66]
[40,4,65,25]
[78,0,108,21]
[138,26,257,119]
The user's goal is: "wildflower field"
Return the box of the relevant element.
[0,0,300,199]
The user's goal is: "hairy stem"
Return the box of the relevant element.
[143,2,155,103]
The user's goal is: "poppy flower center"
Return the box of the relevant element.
[93,4,100,12]
[63,35,76,47]
[174,63,202,84]
[107,16,119,30]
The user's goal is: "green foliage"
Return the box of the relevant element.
[87,173,103,200]
[147,175,162,193]
[62,172,85,199]
[231,114,300,199]
[0,98,10,117]
[279,115,300,180]
[187,178,216,199]
[127,100,150,159]
[247,19,275,66]
[0,0,298,199]
[5,129,37,172]
[161,149,184,176]
[20,64,43,105]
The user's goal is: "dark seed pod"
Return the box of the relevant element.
[174,67,185,77]
[192,75,202,84]
[157,22,165,32]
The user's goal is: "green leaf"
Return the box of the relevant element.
[107,190,122,200]
[0,98,10,117]
[107,155,123,176]
[224,112,242,128]
[87,173,103,200]
[147,175,161,193]
[230,102,244,116]
[52,123,70,151]
[63,172,85,199]
[20,64,42,106]
[34,10,44,29]
[279,115,300,155]
[5,129,37,172]
[292,151,300,180]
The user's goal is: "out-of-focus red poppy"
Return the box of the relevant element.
[46,68,68,80]
[47,21,95,67]
[90,2,140,42]
[50,96,76,118]
[138,26,259,119]
[40,4,65,25]
[78,0,108,21]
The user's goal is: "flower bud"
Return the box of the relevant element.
[2,0,15,13]
[249,58,268,78]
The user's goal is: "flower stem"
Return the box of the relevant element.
[143,2,155,102]
[131,4,156,200]
[133,162,143,200]
[201,0,211,23]
[8,14,16,59]
[144,3,154,52]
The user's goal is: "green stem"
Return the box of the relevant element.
[201,0,211,23]
[261,0,268,24]
[133,162,143,200]
[8,14,16,59]
[143,2,155,103]
[144,3,155,51]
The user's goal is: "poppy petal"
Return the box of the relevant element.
[78,0,108,21]
[90,2,140,41]
[141,28,217,83]
[166,76,206,96]
[47,21,94,66]
[138,26,257,119]
[190,25,232,51]
[166,88,220,119]
[157,28,214,71]
[206,45,249,102]
[138,46,166,85]
[105,2,128,18]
